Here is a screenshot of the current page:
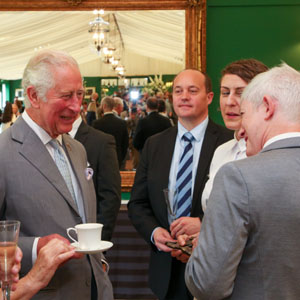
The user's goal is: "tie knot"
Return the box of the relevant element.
[182,132,194,143]
[49,139,60,150]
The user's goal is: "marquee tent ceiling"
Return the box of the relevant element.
[0,10,185,80]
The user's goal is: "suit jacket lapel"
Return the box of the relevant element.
[12,117,79,214]
[158,127,177,227]
[63,134,92,222]
[162,126,178,189]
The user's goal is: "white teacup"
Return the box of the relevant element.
[67,223,103,250]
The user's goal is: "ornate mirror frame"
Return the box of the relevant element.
[0,0,206,71]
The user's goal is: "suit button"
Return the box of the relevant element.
[86,279,91,287]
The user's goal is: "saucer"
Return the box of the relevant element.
[71,241,113,254]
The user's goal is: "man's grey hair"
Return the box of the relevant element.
[101,96,115,111]
[22,49,80,108]
[114,97,123,108]
[241,63,300,122]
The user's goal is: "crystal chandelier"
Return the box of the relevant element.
[102,45,116,63]
[88,9,109,55]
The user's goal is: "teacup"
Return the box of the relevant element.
[67,223,103,250]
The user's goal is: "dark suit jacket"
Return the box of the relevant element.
[133,111,172,151]
[128,119,233,299]
[74,121,121,241]
[93,113,129,168]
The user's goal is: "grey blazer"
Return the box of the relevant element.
[185,137,300,300]
[0,116,113,300]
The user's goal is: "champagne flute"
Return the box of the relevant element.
[163,188,178,223]
[0,220,20,300]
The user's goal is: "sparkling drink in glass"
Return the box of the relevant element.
[0,221,20,300]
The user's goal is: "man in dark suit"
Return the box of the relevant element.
[128,69,233,300]
[133,97,172,152]
[93,96,129,169]
[70,114,121,241]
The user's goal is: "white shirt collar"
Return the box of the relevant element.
[264,132,300,149]
[232,134,246,153]
[22,109,62,145]
[69,116,82,138]
[104,111,114,116]
[177,117,209,143]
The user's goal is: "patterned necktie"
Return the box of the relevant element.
[175,132,194,218]
[49,139,77,203]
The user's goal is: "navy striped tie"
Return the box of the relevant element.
[175,132,194,218]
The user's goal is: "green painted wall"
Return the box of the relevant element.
[207,0,300,125]
[10,80,22,102]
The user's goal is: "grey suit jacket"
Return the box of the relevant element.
[0,116,113,300]
[186,137,300,300]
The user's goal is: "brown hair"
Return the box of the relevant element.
[2,102,13,123]
[221,59,268,83]
[146,97,158,110]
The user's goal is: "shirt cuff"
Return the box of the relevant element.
[151,227,162,251]
[32,237,40,265]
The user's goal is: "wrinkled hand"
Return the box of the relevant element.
[37,234,82,259]
[153,227,176,252]
[170,217,201,238]
[26,239,76,291]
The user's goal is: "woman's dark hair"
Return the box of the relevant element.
[2,102,13,123]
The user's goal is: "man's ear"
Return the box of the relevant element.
[207,92,214,106]
[263,95,277,121]
[26,86,40,108]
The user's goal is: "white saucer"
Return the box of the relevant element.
[71,241,113,254]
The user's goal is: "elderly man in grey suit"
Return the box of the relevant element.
[185,63,300,300]
[0,50,113,299]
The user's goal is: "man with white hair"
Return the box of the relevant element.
[113,96,124,116]
[185,63,300,299]
[0,50,113,299]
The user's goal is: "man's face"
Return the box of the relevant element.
[37,65,84,138]
[116,104,123,115]
[172,70,213,127]
[92,92,99,102]
[240,100,266,156]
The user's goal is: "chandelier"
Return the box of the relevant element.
[88,10,127,77]
[88,10,110,54]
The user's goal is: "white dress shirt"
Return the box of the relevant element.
[201,136,246,212]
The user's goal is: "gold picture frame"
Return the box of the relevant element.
[84,87,95,100]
